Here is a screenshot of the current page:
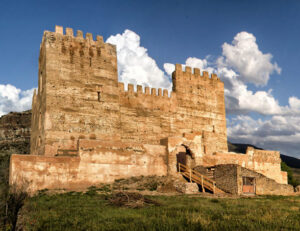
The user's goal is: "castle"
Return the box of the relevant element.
[9,26,294,195]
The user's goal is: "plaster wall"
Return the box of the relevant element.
[10,139,167,192]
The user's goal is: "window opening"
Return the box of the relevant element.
[97,91,101,102]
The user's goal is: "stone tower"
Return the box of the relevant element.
[31,26,119,156]
[31,25,228,157]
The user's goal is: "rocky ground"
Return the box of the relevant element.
[0,110,31,154]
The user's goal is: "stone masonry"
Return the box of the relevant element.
[9,26,289,194]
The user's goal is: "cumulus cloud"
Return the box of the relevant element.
[288,97,300,111]
[221,32,281,86]
[163,63,175,76]
[216,66,282,115]
[106,30,172,90]
[161,31,284,116]
[0,84,35,117]
[164,54,282,115]
[227,115,300,158]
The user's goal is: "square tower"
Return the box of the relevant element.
[31,26,119,156]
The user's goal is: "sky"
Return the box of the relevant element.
[1,0,300,158]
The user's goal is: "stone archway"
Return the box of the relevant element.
[176,144,194,169]
[166,134,203,176]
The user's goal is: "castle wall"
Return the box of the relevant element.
[13,25,289,193]
[172,65,228,154]
[10,140,167,192]
[213,164,293,195]
[238,167,293,195]
[201,147,287,184]
[31,26,228,157]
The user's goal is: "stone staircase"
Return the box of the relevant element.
[178,163,224,194]
[206,167,215,179]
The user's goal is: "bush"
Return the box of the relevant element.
[0,152,29,230]
[0,184,28,231]
[281,162,299,187]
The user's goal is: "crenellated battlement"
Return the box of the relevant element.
[39,25,118,87]
[53,25,105,44]
[172,64,223,94]
[42,25,116,59]
[173,64,220,83]
[118,82,172,98]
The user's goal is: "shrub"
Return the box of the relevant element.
[0,184,28,231]
[281,162,299,187]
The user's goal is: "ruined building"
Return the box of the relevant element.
[10,26,294,195]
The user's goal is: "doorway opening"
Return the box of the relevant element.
[176,144,194,170]
[242,177,256,194]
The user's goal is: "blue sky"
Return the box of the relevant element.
[1,0,300,157]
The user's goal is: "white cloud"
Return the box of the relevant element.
[216,66,282,115]
[164,57,215,75]
[221,32,281,86]
[165,55,282,115]
[163,63,175,76]
[288,96,300,111]
[106,29,172,91]
[0,84,35,117]
[227,115,300,158]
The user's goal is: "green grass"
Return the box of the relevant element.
[292,167,300,183]
[18,192,300,231]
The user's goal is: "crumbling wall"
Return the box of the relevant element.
[239,167,294,195]
[214,164,238,194]
[10,139,167,192]
[210,164,293,195]
[249,148,286,184]
[201,147,287,184]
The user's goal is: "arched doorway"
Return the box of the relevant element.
[176,144,194,170]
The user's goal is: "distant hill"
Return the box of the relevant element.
[228,142,263,154]
[280,154,300,169]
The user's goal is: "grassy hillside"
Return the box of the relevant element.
[16,191,300,231]
[0,113,300,230]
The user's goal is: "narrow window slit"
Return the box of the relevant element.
[97,91,101,102]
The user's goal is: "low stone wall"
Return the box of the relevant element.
[202,148,287,184]
[213,164,238,194]
[203,164,294,195]
[10,140,168,193]
[239,167,294,196]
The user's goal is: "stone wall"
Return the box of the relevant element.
[10,139,167,193]
[30,25,228,157]
[201,147,287,184]
[214,164,238,194]
[239,167,294,195]
[211,164,294,195]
